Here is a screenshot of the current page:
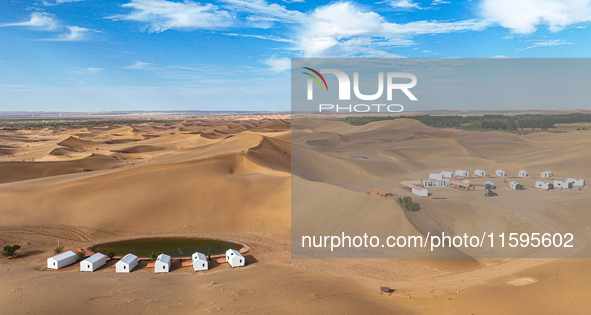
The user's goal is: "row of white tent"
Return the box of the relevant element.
[510,179,582,191]
[430,169,585,186]
[430,169,530,179]
[47,249,245,273]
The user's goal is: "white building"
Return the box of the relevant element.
[154,254,171,273]
[566,178,585,187]
[440,171,454,179]
[412,186,429,197]
[553,180,572,189]
[192,252,208,271]
[495,169,505,177]
[116,253,138,273]
[429,173,444,180]
[455,170,469,177]
[535,181,554,190]
[484,181,495,190]
[47,251,77,270]
[226,249,245,268]
[474,169,486,177]
[80,253,106,272]
[519,170,528,177]
[509,181,524,190]
[422,179,450,188]
[541,170,553,178]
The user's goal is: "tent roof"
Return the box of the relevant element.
[50,250,76,261]
[84,252,106,264]
[119,253,138,264]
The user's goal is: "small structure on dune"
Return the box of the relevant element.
[535,181,554,190]
[400,181,429,197]
[155,253,171,273]
[510,181,524,190]
[519,170,528,177]
[495,169,505,177]
[422,179,450,188]
[484,181,495,190]
[450,180,475,191]
[226,249,245,268]
[474,169,486,177]
[455,170,469,177]
[429,173,444,180]
[47,251,77,270]
[567,178,585,187]
[116,253,138,273]
[192,252,208,271]
[370,189,392,197]
[541,170,553,178]
[80,252,106,272]
[440,171,454,179]
[462,179,471,184]
[553,180,572,189]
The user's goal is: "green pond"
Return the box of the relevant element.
[92,238,242,257]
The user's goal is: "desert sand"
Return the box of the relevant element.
[1,114,590,314]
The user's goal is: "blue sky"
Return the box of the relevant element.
[2,0,591,111]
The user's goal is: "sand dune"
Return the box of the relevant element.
[1,115,591,314]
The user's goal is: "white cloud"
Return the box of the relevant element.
[1,12,58,30]
[85,67,104,74]
[519,39,571,50]
[3,13,94,42]
[112,0,234,32]
[295,2,489,57]
[124,61,151,69]
[223,32,294,42]
[386,0,421,9]
[44,26,93,41]
[481,0,591,33]
[261,56,291,72]
[221,0,307,23]
[42,0,85,5]
[431,0,450,5]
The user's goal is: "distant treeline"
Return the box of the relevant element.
[344,113,591,131]
[0,118,183,130]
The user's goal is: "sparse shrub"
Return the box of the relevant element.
[106,251,116,259]
[398,196,417,212]
[54,245,64,254]
[149,252,160,261]
[76,250,85,261]
[178,248,184,263]
[3,245,21,258]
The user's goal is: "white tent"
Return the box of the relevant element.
[474,169,486,177]
[566,178,585,187]
[116,253,138,273]
[541,170,553,178]
[226,249,245,268]
[484,181,495,190]
[519,170,528,177]
[440,171,454,179]
[535,181,553,190]
[155,254,171,273]
[455,170,469,177]
[495,169,505,177]
[553,180,572,189]
[80,252,106,272]
[47,251,76,270]
[422,179,450,187]
[429,173,443,180]
[412,186,429,197]
[510,181,524,190]
[192,252,208,271]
